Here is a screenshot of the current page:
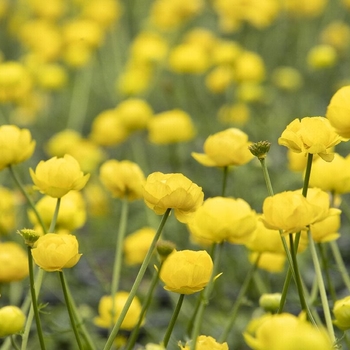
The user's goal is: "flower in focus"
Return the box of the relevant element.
[326,85,350,138]
[159,250,213,294]
[179,335,228,350]
[0,306,26,338]
[99,159,145,200]
[244,313,332,350]
[0,125,36,171]
[31,233,82,271]
[192,128,253,167]
[30,154,90,198]
[0,242,29,283]
[94,291,142,330]
[123,227,156,265]
[147,109,196,144]
[278,117,342,161]
[333,295,350,330]
[143,172,204,223]
[188,197,257,245]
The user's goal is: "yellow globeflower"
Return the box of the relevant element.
[321,21,350,52]
[82,0,122,28]
[192,128,253,167]
[0,125,35,170]
[179,335,228,350]
[249,252,286,273]
[30,154,90,198]
[278,117,342,161]
[305,212,341,243]
[94,291,142,330]
[159,250,213,295]
[326,85,350,138]
[123,227,156,265]
[188,197,257,245]
[307,44,337,69]
[205,65,234,93]
[148,109,196,144]
[272,66,303,91]
[0,306,26,338]
[45,129,82,157]
[0,242,29,283]
[283,0,328,17]
[31,233,82,272]
[99,159,145,200]
[217,103,250,126]
[333,295,350,330]
[0,186,16,236]
[234,51,265,83]
[143,172,204,223]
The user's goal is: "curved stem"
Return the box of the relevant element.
[103,208,171,350]
[162,294,185,348]
[277,267,292,314]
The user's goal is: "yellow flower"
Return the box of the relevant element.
[45,129,82,157]
[321,21,350,52]
[30,154,90,198]
[272,66,303,91]
[31,233,82,271]
[99,159,145,200]
[188,197,257,245]
[192,128,253,167]
[147,109,196,144]
[123,227,156,265]
[205,65,233,93]
[249,252,286,273]
[0,242,29,283]
[0,186,16,235]
[333,295,350,330]
[326,85,350,138]
[159,250,213,295]
[217,103,250,126]
[0,306,26,338]
[283,0,327,17]
[143,172,204,223]
[179,335,228,350]
[307,45,338,69]
[244,313,332,350]
[278,117,342,161]
[94,291,142,330]
[305,212,341,243]
[0,125,35,170]
[82,0,122,28]
[234,51,265,83]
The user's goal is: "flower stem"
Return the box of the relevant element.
[329,240,350,292]
[221,166,228,197]
[301,153,313,197]
[27,247,46,350]
[49,198,61,233]
[103,208,171,350]
[162,294,185,348]
[58,271,84,350]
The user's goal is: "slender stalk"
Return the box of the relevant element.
[277,268,292,313]
[301,153,313,197]
[48,198,61,233]
[307,230,336,343]
[58,271,84,350]
[329,240,350,292]
[10,336,20,350]
[221,166,229,197]
[258,158,274,196]
[103,208,171,350]
[162,294,185,348]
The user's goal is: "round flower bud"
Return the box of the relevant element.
[159,250,213,295]
[30,154,90,198]
[259,293,282,312]
[31,233,82,272]
[18,228,42,247]
[0,306,26,337]
[333,295,350,330]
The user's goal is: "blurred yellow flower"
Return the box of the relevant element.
[234,51,265,83]
[217,103,250,126]
[94,291,142,330]
[148,109,196,144]
[99,159,145,200]
[205,65,233,93]
[30,154,90,198]
[249,252,286,273]
[143,172,204,223]
[123,227,156,265]
[283,0,328,17]
[0,242,29,283]
[0,125,35,170]
[46,129,82,157]
[212,40,242,65]
[82,0,122,28]
[35,63,68,90]
[179,335,228,350]
[278,117,342,161]
[159,250,213,294]
[307,44,338,69]
[0,186,17,235]
[321,21,350,52]
[333,295,350,330]
[31,233,82,272]
[271,66,303,91]
[83,181,110,217]
[326,85,350,138]
[0,306,26,338]
[188,197,257,245]
[192,128,253,167]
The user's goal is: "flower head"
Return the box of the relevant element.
[0,306,26,337]
[143,172,204,223]
[333,295,350,330]
[278,117,342,161]
[159,250,213,295]
[31,233,82,271]
[0,125,35,170]
[179,335,228,350]
[192,128,253,167]
[30,154,90,198]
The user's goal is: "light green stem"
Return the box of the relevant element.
[329,240,350,292]
[49,198,61,233]
[221,166,229,197]
[103,208,171,350]
[162,294,185,348]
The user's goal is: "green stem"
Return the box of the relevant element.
[219,253,260,342]
[27,247,46,350]
[301,153,313,197]
[58,271,84,350]
[329,240,350,292]
[162,294,185,348]
[258,158,274,196]
[110,199,129,327]
[221,166,229,197]
[103,208,171,350]
[10,336,20,350]
[48,198,61,233]
[277,267,292,314]
[307,230,336,343]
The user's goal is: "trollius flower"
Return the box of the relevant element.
[0,306,26,338]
